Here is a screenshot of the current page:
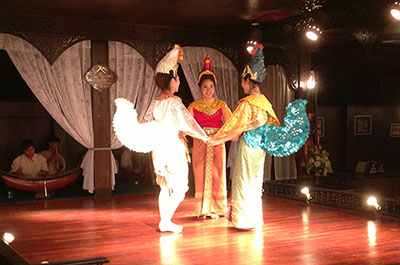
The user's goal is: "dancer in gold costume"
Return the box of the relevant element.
[188,55,232,219]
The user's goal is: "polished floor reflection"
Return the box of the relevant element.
[0,194,399,264]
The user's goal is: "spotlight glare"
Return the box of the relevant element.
[301,187,309,194]
[367,196,382,211]
[301,187,312,203]
[246,45,254,54]
[367,196,377,206]
[3,232,14,245]
[391,8,400,20]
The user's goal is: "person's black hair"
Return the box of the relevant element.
[198,74,216,87]
[243,74,261,86]
[154,71,175,91]
[20,139,34,151]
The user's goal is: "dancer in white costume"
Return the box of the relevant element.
[113,45,208,233]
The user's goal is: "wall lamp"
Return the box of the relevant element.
[292,71,315,90]
[306,71,316,89]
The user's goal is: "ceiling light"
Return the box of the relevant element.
[246,23,262,54]
[391,2,400,20]
[305,25,322,41]
[304,11,328,42]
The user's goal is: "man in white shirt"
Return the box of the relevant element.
[119,147,155,185]
[40,136,66,175]
[10,139,48,179]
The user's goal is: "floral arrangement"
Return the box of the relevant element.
[306,144,333,176]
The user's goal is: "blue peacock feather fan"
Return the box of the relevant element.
[244,99,310,157]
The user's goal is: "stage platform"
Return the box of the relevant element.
[264,174,400,218]
[0,194,400,264]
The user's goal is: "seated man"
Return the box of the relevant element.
[119,147,155,185]
[40,136,66,175]
[10,139,49,179]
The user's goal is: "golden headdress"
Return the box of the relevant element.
[241,43,266,83]
[155,44,183,77]
[197,55,217,84]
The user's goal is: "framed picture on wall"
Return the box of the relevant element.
[390,123,400,137]
[317,117,324,137]
[354,115,372,135]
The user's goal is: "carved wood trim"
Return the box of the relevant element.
[0,13,243,69]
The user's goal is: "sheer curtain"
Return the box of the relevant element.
[0,33,109,193]
[0,35,161,193]
[108,41,158,124]
[108,41,158,179]
[262,64,297,180]
[180,46,238,110]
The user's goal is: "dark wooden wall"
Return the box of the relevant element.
[0,102,86,172]
[317,106,347,172]
[318,105,400,174]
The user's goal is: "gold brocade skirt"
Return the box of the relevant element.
[230,136,266,229]
[192,127,227,216]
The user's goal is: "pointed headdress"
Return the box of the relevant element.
[241,44,266,83]
[156,44,183,77]
[198,55,217,84]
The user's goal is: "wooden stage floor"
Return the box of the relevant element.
[1,194,400,265]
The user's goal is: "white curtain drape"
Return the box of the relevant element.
[0,36,161,193]
[180,46,238,110]
[108,41,158,125]
[0,34,114,192]
[0,33,115,193]
[262,64,297,180]
[108,41,158,179]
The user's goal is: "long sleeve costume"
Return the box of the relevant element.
[113,97,207,193]
[214,93,280,229]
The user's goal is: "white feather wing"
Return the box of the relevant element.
[113,98,161,153]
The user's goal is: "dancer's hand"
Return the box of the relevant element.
[178,131,187,143]
[209,136,223,146]
[202,135,211,144]
[231,136,239,141]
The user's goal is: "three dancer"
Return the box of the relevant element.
[114,44,309,232]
